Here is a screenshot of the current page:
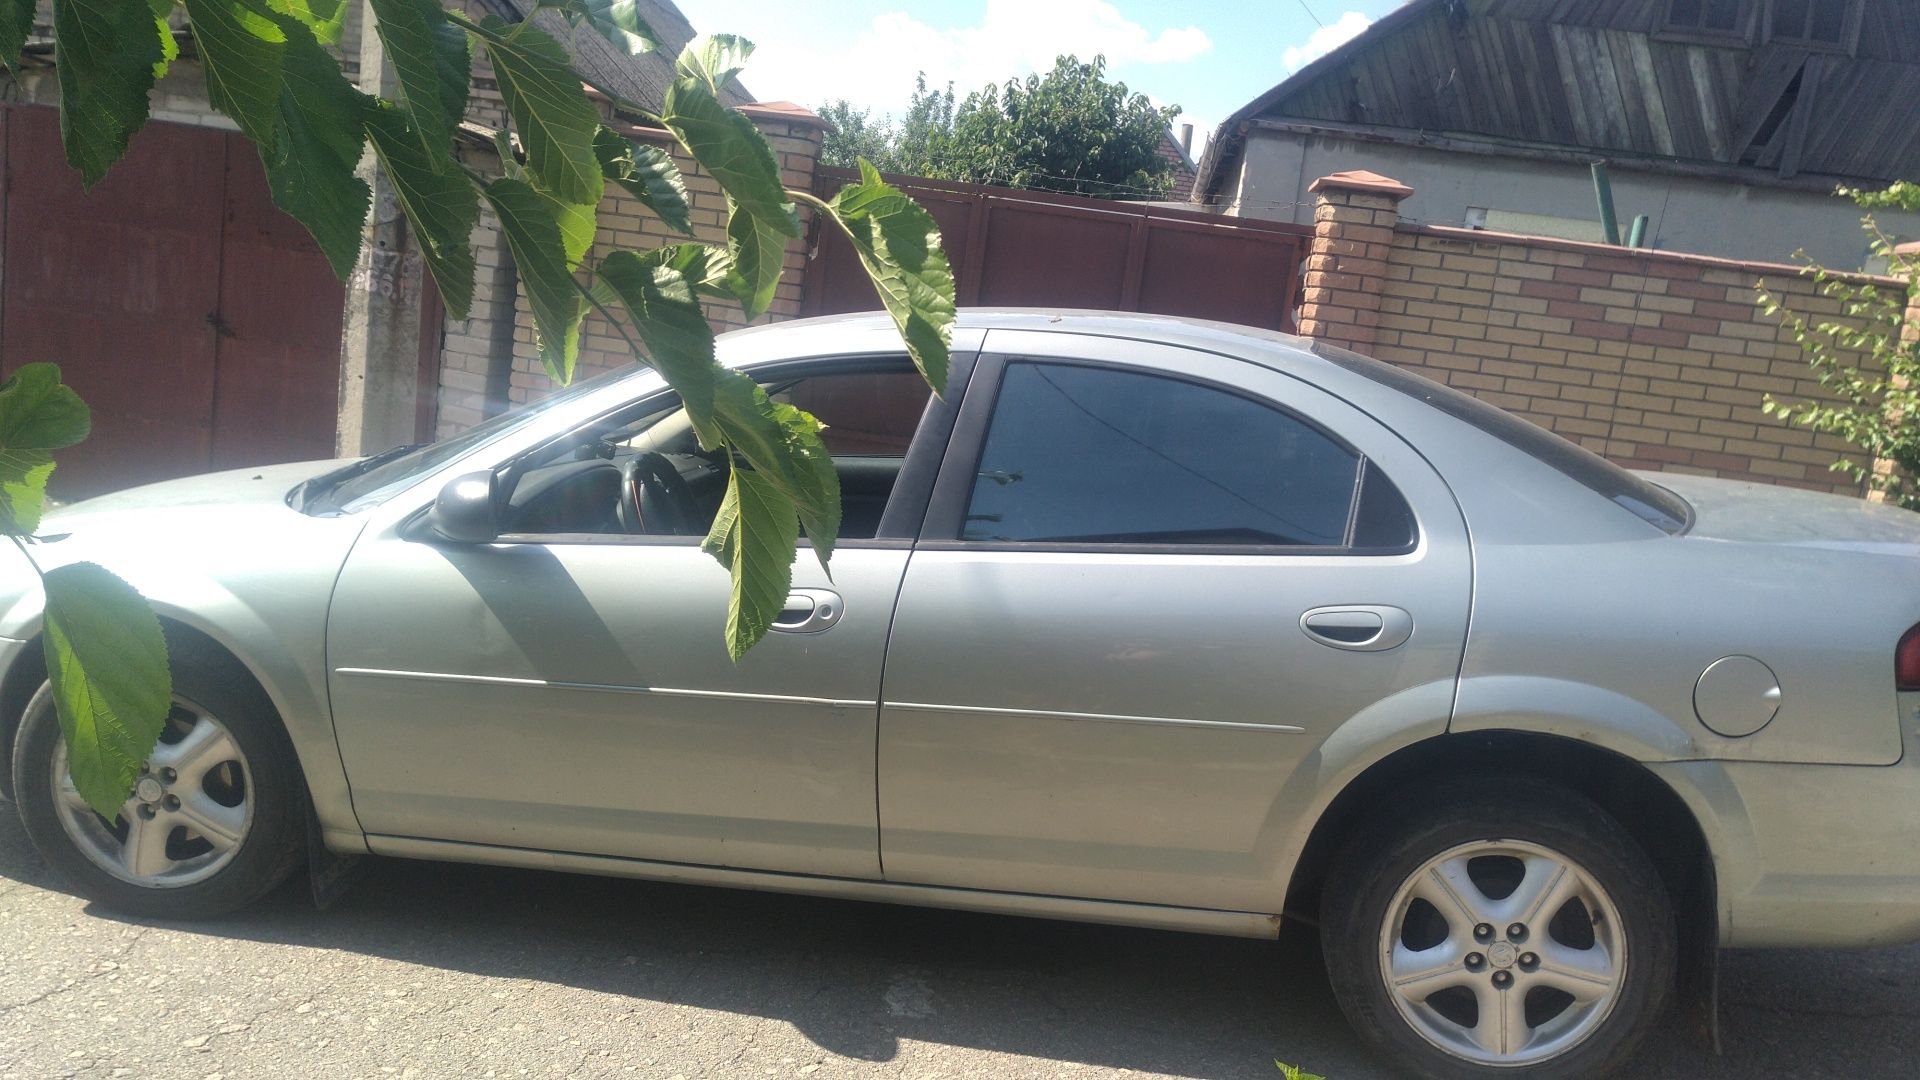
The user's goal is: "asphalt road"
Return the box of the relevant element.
[3,808,1918,1079]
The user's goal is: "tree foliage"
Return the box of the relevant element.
[15,0,957,813]
[0,365,171,818]
[1761,182,1920,507]
[819,55,1179,199]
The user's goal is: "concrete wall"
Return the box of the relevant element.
[1226,126,1920,272]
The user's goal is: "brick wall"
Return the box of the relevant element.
[498,109,822,409]
[434,106,824,434]
[1300,172,1907,495]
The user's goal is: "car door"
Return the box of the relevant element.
[877,331,1472,912]
[327,355,963,879]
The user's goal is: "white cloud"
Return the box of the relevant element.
[1281,10,1371,73]
[739,0,1211,114]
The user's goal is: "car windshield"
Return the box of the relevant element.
[1312,342,1692,534]
[292,364,646,516]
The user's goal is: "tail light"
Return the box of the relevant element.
[1899,624,1920,691]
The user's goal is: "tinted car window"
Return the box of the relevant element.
[962,362,1364,546]
[775,370,930,456]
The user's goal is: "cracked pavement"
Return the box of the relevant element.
[3,808,1919,1079]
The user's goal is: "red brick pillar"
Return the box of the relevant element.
[1296,170,1413,351]
[1868,240,1920,502]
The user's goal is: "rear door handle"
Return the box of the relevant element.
[770,588,843,633]
[1300,605,1413,652]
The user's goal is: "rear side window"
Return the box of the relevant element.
[1312,341,1691,534]
[960,361,1412,549]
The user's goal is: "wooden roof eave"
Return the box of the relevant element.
[1240,115,1895,195]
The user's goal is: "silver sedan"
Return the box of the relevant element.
[5,312,1919,1079]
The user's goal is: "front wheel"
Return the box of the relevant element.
[11,637,306,918]
[1320,782,1676,1080]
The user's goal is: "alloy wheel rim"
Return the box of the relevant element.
[50,698,254,889]
[1378,839,1625,1066]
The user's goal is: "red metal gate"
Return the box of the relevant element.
[803,167,1311,332]
[0,104,347,497]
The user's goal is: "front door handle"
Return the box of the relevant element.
[770,588,843,633]
[1300,605,1413,652]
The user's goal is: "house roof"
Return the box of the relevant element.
[1156,124,1197,200]
[1194,0,1920,201]
[479,0,752,112]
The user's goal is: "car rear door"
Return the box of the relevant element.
[876,331,1472,912]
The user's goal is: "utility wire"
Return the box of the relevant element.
[1295,0,1325,28]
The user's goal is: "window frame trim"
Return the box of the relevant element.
[918,353,1418,557]
[1654,0,1759,46]
[1761,0,1864,55]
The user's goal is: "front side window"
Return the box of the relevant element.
[960,361,1411,549]
[493,363,932,540]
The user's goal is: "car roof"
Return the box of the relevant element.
[718,308,1336,379]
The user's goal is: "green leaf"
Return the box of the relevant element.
[708,371,839,567]
[369,0,470,157]
[575,0,658,57]
[598,249,718,442]
[53,0,167,186]
[263,0,343,43]
[660,76,796,319]
[0,0,36,70]
[474,16,603,206]
[594,127,692,235]
[765,399,840,565]
[824,159,955,393]
[0,363,92,451]
[258,12,370,278]
[365,102,480,318]
[722,195,791,322]
[675,33,751,95]
[153,14,178,79]
[0,457,55,535]
[0,363,87,538]
[188,0,368,308]
[700,465,797,662]
[184,0,287,149]
[662,77,794,232]
[639,241,731,297]
[41,561,172,819]
[482,177,588,384]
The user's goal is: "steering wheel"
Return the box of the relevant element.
[619,452,699,535]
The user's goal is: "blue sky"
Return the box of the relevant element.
[677,1,1408,155]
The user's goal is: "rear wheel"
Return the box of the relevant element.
[11,637,305,918]
[1320,782,1675,1080]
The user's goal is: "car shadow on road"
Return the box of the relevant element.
[3,811,1916,1079]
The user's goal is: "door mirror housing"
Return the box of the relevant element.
[426,471,501,543]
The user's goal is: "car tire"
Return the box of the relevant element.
[11,635,306,919]
[1320,779,1675,1080]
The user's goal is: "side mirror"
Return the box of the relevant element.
[425,471,501,544]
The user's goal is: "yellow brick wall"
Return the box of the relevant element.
[1364,226,1900,494]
